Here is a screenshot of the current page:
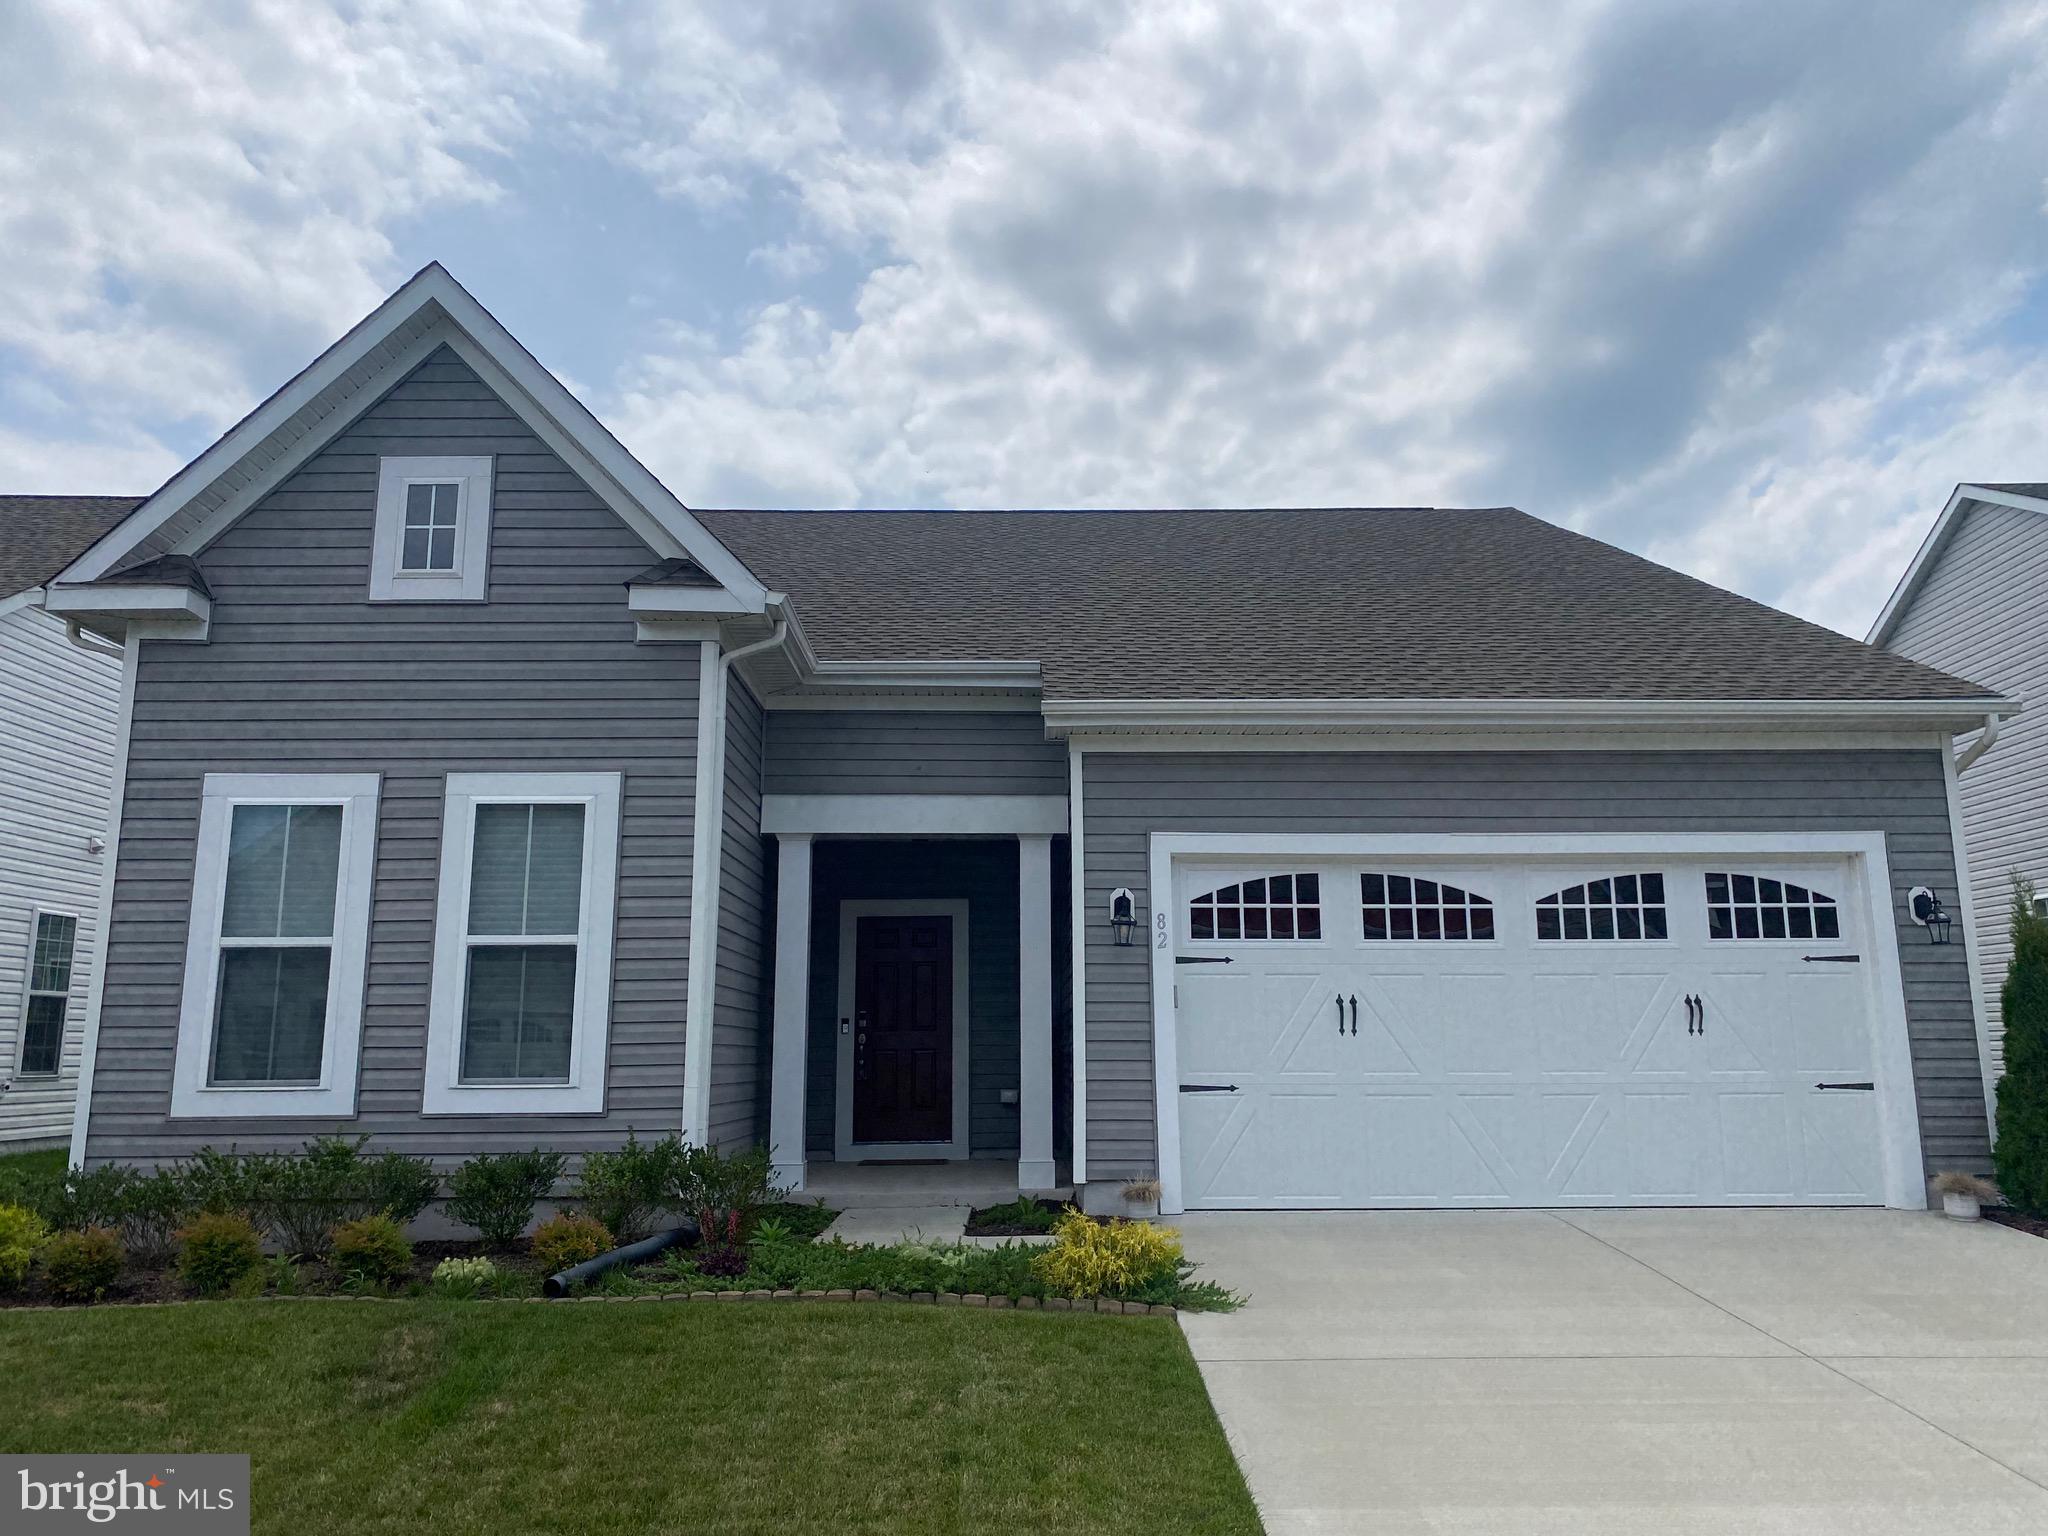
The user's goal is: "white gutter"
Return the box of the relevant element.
[1954,711,2002,774]
[679,611,789,1144]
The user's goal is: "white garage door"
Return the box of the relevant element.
[1173,855,1888,1208]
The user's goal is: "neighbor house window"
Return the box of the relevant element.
[423,772,620,1115]
[1188,873,1322,940]
[1361,874,1494,940]
[1705,872,1839,940]
[1536,874,1668,941]
[171,774,380,1117]
[16,910,78,1077]
[368,455,493,601]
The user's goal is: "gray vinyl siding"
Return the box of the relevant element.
[1882,501,2048,1080]
[709,677,769,1150]
[763,711,1065,796]
[1080,748,1985,1183]
[802,840,1022,1159]
[0,603,120,1144]
[83,345,702,1163]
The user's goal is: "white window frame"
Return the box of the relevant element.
[424,771,621,1116]
[369,455,493,602]
[15,905,80,1079]
[171,773,381,1118]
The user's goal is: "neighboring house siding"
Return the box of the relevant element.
[709,677,769,1150]
[802,840,1023,1159]
[762,711,1066,796]
[1080,748,1983,1183]
[82,346,701,1162]
[1882,501,2048,1080]
[0,603,119,1144]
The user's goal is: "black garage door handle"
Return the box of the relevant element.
[1179,1083,1239,1094]
[1814,1081,1874,1091]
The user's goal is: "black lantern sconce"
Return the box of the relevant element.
[1108,887,1138,947]
[1908,886,1954,945]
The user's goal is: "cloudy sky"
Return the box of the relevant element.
[3,1,2046,635]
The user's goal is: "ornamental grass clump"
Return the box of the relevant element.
[1031,1211,1185,1300]
[42,1227,124,1303]
[1995,876,2048,1217]
[0,1203,50,1290]
[532,1213,612,1275]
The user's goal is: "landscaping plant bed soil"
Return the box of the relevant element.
[962,1197,1068,1236]
[1985,1207,2048,1240]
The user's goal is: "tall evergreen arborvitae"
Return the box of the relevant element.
[1994,876,2048,1215]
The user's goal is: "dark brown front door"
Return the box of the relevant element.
[853,913,954,1144]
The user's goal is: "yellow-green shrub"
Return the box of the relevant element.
[177,1211,263,1296]
[1030,1211,1184,1299]
[531,1212,612,1275]
[0,1202,49,1290]
[330,1214,413,1291]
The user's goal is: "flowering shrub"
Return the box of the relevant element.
[1030,1212,1185,1300]
[0,1203,51,1290]
[531,1213,612,1275]
[43,1227,124,1303]
[431,1256,497,1298]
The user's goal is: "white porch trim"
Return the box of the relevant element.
[834,899,972,1161]
[761,794,1068,837]
[1146,831,1927,1216]
[1017,833,1057,1192]
[1067,745,1089,1185]
[769,834,814,1191]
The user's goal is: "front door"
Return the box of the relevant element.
[852,913,955,1144]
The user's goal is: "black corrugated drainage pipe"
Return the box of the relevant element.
[543,1220,699,1298]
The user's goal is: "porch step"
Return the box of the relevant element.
[802,1160,1072,1211]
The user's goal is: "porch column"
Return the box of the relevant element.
[1018,832,1057,1192]
[770,833,814,1193]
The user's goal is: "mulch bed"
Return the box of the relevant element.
[1985,1207,2048,1240]
[962,1199,1068,1237]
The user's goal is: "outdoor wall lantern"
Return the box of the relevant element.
[1108,887,1138,947]
[1908,886,1954,945]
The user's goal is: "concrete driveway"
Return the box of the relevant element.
[1176,1209,2048,1535]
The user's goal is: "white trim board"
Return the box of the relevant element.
[1067,745,1088,1185]
[1869,484,2048,648]
[1144,831,1926,1215]
[1063,728,1958,754]
[55,264,767,609]
[762,795,1069,837]
[169,772,382,1120]
[834,899,972,1161]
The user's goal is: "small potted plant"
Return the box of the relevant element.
[1120,1177,1162,1220]
[1933,1171,1998,1221]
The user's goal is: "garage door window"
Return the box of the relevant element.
[1535,873,1668,941]
[1361,874,1495,941]
[1706,872,1839,940]
[1189,873,1322,940]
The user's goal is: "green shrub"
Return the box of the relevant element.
[360,1150,438,1225]
[182,1147,259,1216]
[446,1150,566,1246]
[0,1202,50,1290]
[329,1214,413,1291]
[177,1211,263,1296]
[577,1133,679,1243]
[431,1256,497,1298]
[669,1143,782,1241]
[1996,875,2048,1216]
[43,1227,124,1303]
[972,1196,1062,1233]
[532,1213,613,1275]
[117,1167,192,1267]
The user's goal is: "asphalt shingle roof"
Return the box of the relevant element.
[698,506,1997,703]
[0,494,142,598]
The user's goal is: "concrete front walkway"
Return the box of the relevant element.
[1177,1209,2048,1535]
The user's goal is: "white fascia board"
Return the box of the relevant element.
[0,587,42,619]
[1041,696,2019,736]
[55,263,768,610]
[42,583,211,631]
[625,584,756,617]
[1868,485,2048,647]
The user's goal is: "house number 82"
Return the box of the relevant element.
[1156,911,1168,948]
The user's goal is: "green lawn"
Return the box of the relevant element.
[0,1300,1259,1535]
[0,1145,65,1183]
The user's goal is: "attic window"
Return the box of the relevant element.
[370,456,493,601]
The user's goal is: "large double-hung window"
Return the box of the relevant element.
[424,773,620,1114]
[172,774,380,1117]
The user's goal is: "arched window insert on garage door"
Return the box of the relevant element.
[1361,874,1495,940]
[1189,873,1322,940]
[1535,873,1668,941]
[1706,872,1840,940]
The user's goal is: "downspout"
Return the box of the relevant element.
[679,610,789,1145]
[1954,711,2001,775]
